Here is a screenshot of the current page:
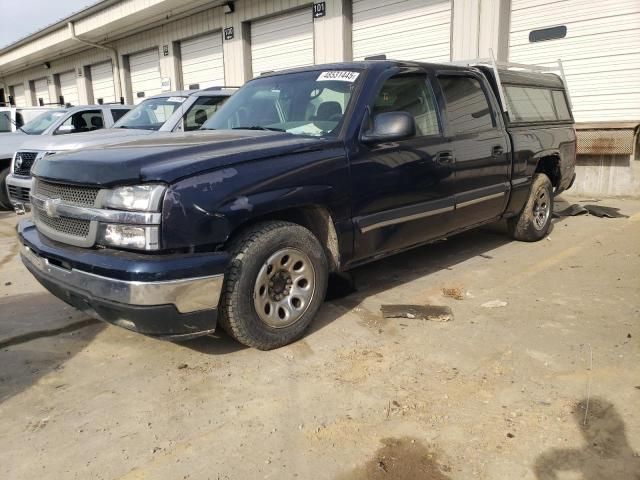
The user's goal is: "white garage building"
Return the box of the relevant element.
[0,0,638,194]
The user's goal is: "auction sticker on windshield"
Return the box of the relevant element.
[317,71,360,82]
[167,97,186,103]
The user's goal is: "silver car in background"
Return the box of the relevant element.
[1,104,131,209]
[6,87,235,212]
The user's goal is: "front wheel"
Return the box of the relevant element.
[508,173,553,242]
[219,221,329,350]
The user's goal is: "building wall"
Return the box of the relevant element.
[0,0,638,196]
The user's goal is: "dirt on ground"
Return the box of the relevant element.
[1,195,639,480]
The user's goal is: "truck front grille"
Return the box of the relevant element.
[13,151,37,176]
[35,180,99,206]
[8,185,30,203]
[33,207,91,238]
[32,179,101,245]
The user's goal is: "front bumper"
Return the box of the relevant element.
[6,173,32,211]
[19,220,230,339]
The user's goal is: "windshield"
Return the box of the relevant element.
[0,111,11,132]
[203,70,362,137]
[114,96,186,131]
[21,110,67,135]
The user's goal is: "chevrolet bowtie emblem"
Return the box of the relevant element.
[43,198,62,218]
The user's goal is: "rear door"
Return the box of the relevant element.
[129,49,162,104]
[350,70,455,262]
[435,72,510,226]
[250,9,314,76]
[58,71,79,106]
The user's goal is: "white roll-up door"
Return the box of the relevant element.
[91,62,116,104]
[509,0,640,122]
[11,84,26,107]
[34,78,50,105]
[352,0,452,62]
[180,32,225,90]
[59,71,79,106]
[129,49,162,104]
[251,9,314,77]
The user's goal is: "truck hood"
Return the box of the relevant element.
[0,132,31,159]
[33,130,332,186]
[13,128,154,153]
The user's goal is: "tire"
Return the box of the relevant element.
[508,173,553,242]
[219,221,329,350]
[0,167,12,211]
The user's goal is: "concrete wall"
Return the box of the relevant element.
[572,154,640,198]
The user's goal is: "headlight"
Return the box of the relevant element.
[103,184,166,212]
[98,224,160,251]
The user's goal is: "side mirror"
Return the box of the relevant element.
[361,111,416,144]
[55,125,75,135]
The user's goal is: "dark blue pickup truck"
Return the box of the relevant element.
[18,60,576,350]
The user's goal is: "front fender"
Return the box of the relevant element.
[161,149,351,250]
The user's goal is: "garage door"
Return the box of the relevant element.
[352,0,452,62]
[34,78,50,105]
[251,9,314,77]
[59,71,79,106]
[509,0,640,122]
[11,84,26,107]
[129,49,162,104]
[180,33,224,89]
[91,62,116,104]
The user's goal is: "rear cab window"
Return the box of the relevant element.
[504,85,572,123]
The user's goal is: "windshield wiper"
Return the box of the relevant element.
[232,126,286,132]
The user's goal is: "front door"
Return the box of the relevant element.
[435,72,511,228]
[349,71,456,262]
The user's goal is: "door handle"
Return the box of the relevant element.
[436,151,454,164]
[492,146,504,157]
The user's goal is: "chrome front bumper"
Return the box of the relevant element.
[20,244,224,314]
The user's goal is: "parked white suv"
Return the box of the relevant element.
[1,104,131,209]
[6,87,234,212]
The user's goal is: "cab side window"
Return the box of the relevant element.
[438,75,494,134]
[184,96,226,131]
[55,110,104,135]
[373,75,440,137]
[111,109,129,123]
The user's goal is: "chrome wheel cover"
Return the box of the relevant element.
[533,187,551,230]
[253,248,316,328]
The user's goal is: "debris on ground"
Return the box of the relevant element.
[553,204,628,218]
[381,304,453,322]
[4,281,11,286]
[481,300,507,308]
[177,363,188,370]
[442,287,464,300]
[554,204,588,217]
[479,254,493,259]
[583,205,629,218]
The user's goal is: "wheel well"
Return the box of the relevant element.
[535,155,561,189]
[0,157,11,171]
[228,206,342,272]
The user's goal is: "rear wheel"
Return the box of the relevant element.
[0,167,12,211]
[219,221,329,350]
[508,173,553,242]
